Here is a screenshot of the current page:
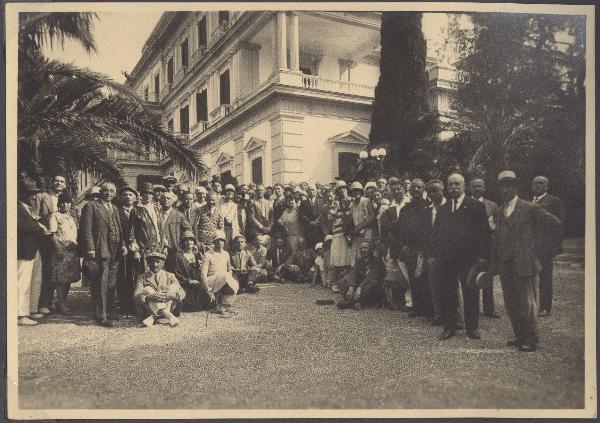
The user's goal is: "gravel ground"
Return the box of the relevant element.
[18,264,584,409]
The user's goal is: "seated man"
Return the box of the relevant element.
[134,251,186,327]
[268,235,292,283]
[230,235,260,294]
[282,237,317,284]
[337,241,386,310]
[201,230,239,318]
[247,235,271,283]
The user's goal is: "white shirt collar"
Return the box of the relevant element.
[534,192,547,201]
[507,195,518,208]
[453,193,466,209]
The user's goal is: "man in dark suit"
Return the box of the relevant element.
[379,177,410,311]
[531,175,566,317]
[246,193,271,242]
[495,171,562,351]
[159,191,192,265]
[468,177,500,319]
[80,182,127,327]
[116,186,138,315]
[437,173,491,340]
[423,179,446,326]
[129,182,164,273]
[298,183,323,248]
[398,179,431,318]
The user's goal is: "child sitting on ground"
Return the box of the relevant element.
[311,242,326,286]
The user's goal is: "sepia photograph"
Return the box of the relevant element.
[5,1,595,419]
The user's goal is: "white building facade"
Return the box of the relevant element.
[125,11,382,187]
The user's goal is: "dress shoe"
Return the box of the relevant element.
[506,339,521,347]
[538,310,550,317]
[18,316,39,326]
[96,318,113,327]
[29,313,44,319]
[38,307,51,315]
[467,330,482,340]
[438,329,456,340]
[484,312,501,319]
[519,343,536,352]
[430,317,443,326]
[354,302,362,311]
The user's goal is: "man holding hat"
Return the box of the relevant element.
[79,182,128,327]
[133,250,185,327]
[494,171,561,352]
[117,185,140,315]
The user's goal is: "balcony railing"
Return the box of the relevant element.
[173,66,188,86]
[191,120,209,134]
[190,46,207,68]
[209,104,233,123]
[209,22,230,48]
[300,74,375,97]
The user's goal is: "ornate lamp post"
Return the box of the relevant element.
[356,146,387,180]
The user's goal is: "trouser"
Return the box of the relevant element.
[440,260,479,332]
[538,252,554,312]
[233,271,257,290]
[426,257,443,320]
[481,285,496,315]
[499,264,539,345]
[89,256,118,319]
[217,283,237,311]
[30,252,43,313]
[357,279,384,307]
[38,238,55,309]
[18,258,35,317]
[406,254,432,316]
[117,253,137,314]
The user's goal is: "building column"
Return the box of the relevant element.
[276,11,287,70]
[289,12,300,72]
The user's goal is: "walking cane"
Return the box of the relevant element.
[205,308,210,327]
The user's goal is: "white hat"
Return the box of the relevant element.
[350,182,364,192]
[335,180,347,190]
[214,230,227,242]
[498,170,517,182]
[315,242,324,250]
[364,181,377,190]
[195,186,208,194]
[224,184,236,192]
[324,234,333,242]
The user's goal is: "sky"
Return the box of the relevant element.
[43,12,451,84]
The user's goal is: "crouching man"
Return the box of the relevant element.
[337,241,385,310]
[134,251,186,327]
[230,235,260,294]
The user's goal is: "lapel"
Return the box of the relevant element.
[163,208,176,227]
[506,199,524,231]
[96,201,112,228]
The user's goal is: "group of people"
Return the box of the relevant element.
[17,170,565,351]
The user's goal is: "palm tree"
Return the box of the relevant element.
[18,12,206,189]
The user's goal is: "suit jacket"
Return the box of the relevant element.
[422,203,444,259]
[379,203,404,259]
[118,207,135,245]
[398,200,428,256]
[246,202,270,241]
[129,203,164,255]
[480,198,498,220]
[494,198,561,277]
[532,194,565,256]
[79,200,125,259]
[317,198,332,236]
[18,201,45,260]
[252,198,273,227]
[436,195,490,266]
[299,197,323,244]
[161,207,192,254]
[267,244,292,268]
[178,204,200,226]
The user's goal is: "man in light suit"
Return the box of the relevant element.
[530,175,566,317]
[80,182,127,327]
[468,177,500,319]
[437,173,491,341]
[494,171,562,351]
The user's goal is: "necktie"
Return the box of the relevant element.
[453,200,457,212]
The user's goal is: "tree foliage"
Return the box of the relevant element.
[18,12,206,191]
[369,12,437,178]
[446,13,586,234]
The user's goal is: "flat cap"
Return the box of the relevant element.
[146,251,166,260]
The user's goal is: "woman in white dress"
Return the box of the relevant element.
[200,230,239,317]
